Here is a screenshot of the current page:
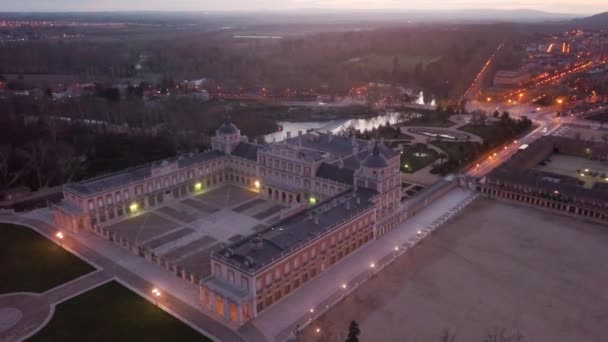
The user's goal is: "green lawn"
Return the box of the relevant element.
[351,54,442,73]
[432,141,480,162]
[30,281,211,342]
[458,124,498,142]
[0,223,94,294]
[400,143,439,173]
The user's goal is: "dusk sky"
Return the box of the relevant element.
[0,0,605,14]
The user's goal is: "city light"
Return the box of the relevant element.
[370,263,375,268]
[152,288,161,306]
[316,328,321,333]
[194,182,202,191]
[254,180,261,189]
[129,202,139,212]
[56,231,64,246]
[417,229,422,235]
[394,246,399,251]
[557,98,564,104]
[310,308,314,313]
[341,283,347,289]
[309,197,317,205]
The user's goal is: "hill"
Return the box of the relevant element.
[572,12,608,29]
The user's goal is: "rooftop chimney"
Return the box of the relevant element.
[249,236,263,250]
[286,131,291,139]
[298,130,303,136]
[345,201,351,210]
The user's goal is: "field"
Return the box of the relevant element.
[0,223,94,294]
[30,281,210,342]
[348,54,442,73]
[301,199,608,342]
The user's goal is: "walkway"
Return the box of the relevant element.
[0,270,112,342]
[0,213,249,342]
[250,187,476,341]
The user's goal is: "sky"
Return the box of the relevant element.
[0,0,605,15]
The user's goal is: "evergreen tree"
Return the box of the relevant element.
[346,320,360,342]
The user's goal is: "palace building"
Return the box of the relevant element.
[54,120,439,325]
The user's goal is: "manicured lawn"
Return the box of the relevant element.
[30,281,211,342]
[0,223,94,294]
[432,141,480,161]
[459,124,499,141]
[400,144,439,173]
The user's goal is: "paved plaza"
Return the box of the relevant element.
[300,198,608,342]
[251,187,475,342]
[104,185,283,282]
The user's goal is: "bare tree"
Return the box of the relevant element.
[483,328,525,342]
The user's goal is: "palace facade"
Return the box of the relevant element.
[55,121,422,325]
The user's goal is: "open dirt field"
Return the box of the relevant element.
[301,198,608,342]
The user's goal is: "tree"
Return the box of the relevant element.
[346,321,360,342]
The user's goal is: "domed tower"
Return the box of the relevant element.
[212,120,244,154]
[356,141,390,192]
[355,140,401,217]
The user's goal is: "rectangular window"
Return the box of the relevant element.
[241,276,249,289]
[97,198,103,207]
[256,279,262,291]
[88,200,94,210]
[266,274,272,286]
[115,192,121,202]
[274,269,280,280]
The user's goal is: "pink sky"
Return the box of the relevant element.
[2,0,605,14]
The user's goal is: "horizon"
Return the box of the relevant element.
[0,1,605,16]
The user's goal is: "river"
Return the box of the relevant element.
[264,111,418,142]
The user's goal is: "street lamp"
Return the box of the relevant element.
[341,283,347,289]
[151,288,161,306]
[56,231,64,246]
[194,182,202,191]
[254,180,261,189]
[129,202,139,213]
[316,328,321,334]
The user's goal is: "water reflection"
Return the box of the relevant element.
[264,112,413,142]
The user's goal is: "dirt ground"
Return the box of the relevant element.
[300,198,608,342]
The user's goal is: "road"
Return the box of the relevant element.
[464,109,571,177]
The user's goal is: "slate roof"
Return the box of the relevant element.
[211,188,378,274]
[231,142,261,162]
[284,132,368,156]
[361,142,389,168]
[217,121,239,134]
[65,150,225,196]
[316,163,355,185]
